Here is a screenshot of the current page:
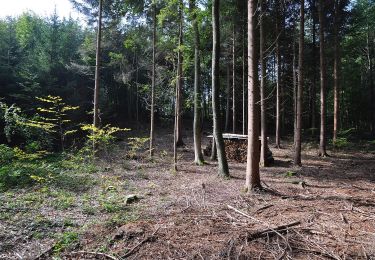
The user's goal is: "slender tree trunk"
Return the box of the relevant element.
[225,64,231,132]
[176,0,184,147]
[242,21,246,135]
[311,0,317,133]
[174,81,178,171]
[212,0,229,178]
[367,25,375,135]
[259,0,268,167]
[318,0,328,156]
[293,35,298,147]
[93,0,103,128]
[190,0,204,165]
[246,0,261,191]
[135,55,139,130]
[333,0,341,143]
[149,1,156,157]
[294,0,304,166]
[232,22,237,134]
[275,1,281,149]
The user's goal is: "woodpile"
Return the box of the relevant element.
[204,137,274,164]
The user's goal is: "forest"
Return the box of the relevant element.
[0,0,374,259]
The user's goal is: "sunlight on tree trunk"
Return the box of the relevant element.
[246,0,261,191]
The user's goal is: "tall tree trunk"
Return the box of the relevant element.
[293,34,297,147]
[367,25,374,135]
[212,0,230,178]
[311,0,317,133]
[232,22,237,134]
[318,0,328,156]
[333,0,341,143]
[242,20,246,135]
[294,0,304,166]
[225,64,231,132]
[259,0,268,167]
[275,1,281,149]
[135,54,139,130]
[93,0,103,128]
[246,0,261,190]
[149,0,156,157]
[176,0,184,147]
[174,80,178,171]
[190,0,204,165]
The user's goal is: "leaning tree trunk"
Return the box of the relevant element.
[149,1,156,157]
[275,1,282,149]
[333,0,341,143]
[93,0,103,129]
[176,0,184,147]
[246,0,261,191]
[212,0,229,178]
[318,0,328,156]
[259,0,268,167]
[294,0,304,166]
[190,0,204,165]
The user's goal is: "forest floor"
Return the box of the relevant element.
[1,128,375,259]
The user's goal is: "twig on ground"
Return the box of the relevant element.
[69,251,119,260]
[121,226,160,258]
[256,204,274,213]
[227,205,300,243]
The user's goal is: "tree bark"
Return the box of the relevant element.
[294,0,304,166]
[212,0,229,177]
[176,0,184,147]
[367,25,374,135]
[174,79,178,171]
[259,0,268,167]
[246,0,261,190]
[311,0,317,133]
[232,22,237,134]
[275,1,281,149]
[149,0,156,157]
[242,19,246,135]
[93,0,103,128]
[318,0,328,156]
[190,0,204,165]
[333,0,341,143]
[225,64,231,132]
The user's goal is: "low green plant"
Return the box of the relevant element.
[284,171,297,178]
[127,137,149,159]
[53,231,79,254]
[331,137,349,148]
[81,124,130,156]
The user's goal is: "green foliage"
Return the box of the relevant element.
[0,144,15,164]
[331,128,355,149]
[284,171,297,178]
[53,231,79,254]
[127,137,149,159]
[27,95,80,150]
[332,137,350,149]
[81,124,130,155]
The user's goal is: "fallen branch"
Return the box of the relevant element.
[248,221,301,241]
[227,205,300,243]
[121,226,160,258]
[68,251,119,260]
